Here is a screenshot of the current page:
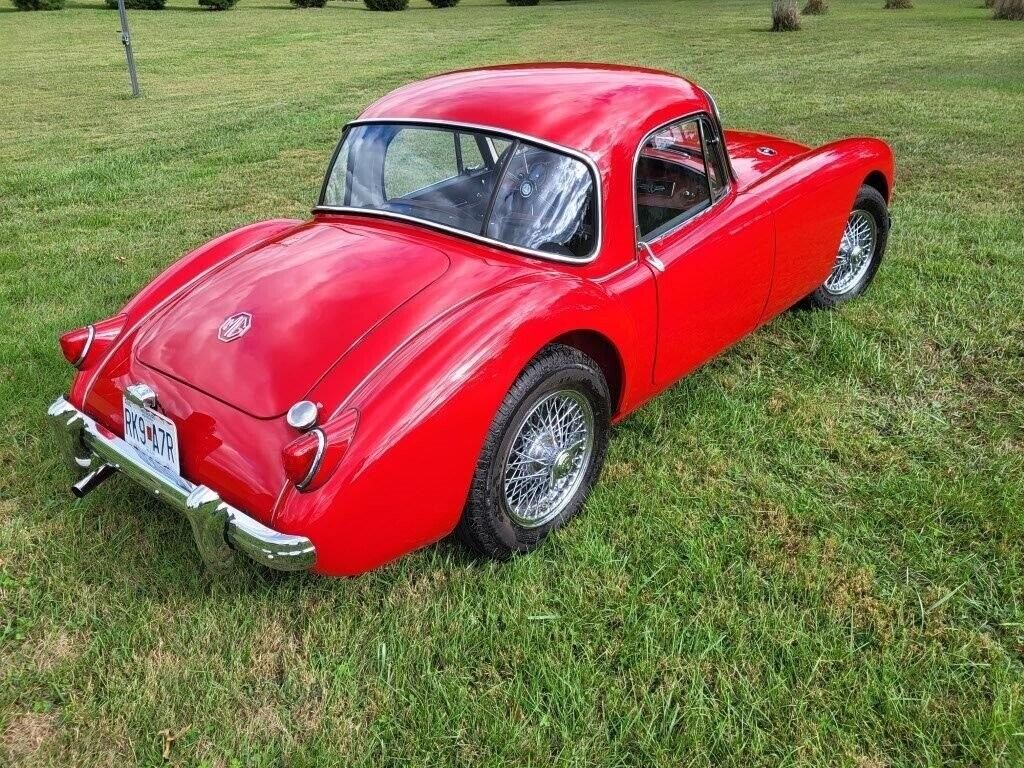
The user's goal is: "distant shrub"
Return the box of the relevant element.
[883,0,912,7]
[364,0,407,8]
[993,0,1024,18]
[506,0,541,5]
[104,0,165,8]
[12,0,65,9]
[199,0,236,9]
[292,0,327,6]
[802,0,827,13]
[771,0,800,29]
[427,0,459,6]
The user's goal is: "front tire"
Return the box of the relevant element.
[804,184,890,309]
[455,344,611,560]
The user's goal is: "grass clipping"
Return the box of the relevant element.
[772,0,800,29]
[802,0,827,13]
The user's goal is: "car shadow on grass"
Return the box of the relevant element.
[55,476,481,597]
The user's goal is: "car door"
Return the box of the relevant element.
[636,115,775,387]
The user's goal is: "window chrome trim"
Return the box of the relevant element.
[696,85,736,182]
[632,111,733,250]
[315,117,603,265]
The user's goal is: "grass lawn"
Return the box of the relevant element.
[1,0,1022,764]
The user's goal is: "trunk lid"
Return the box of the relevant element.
[135,221,450,418]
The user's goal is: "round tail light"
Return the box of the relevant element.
[282,409,359,492]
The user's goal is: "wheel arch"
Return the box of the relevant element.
[549,329,625,417]
[863,170,890,203]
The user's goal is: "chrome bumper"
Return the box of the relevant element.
[46,396,315,572]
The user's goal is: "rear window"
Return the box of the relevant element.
[321,123,599,261]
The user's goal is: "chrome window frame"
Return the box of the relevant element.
[315,118,604,265]
[633,110,733,248]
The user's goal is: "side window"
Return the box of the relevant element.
[384,127,459,200]
[456,132,487,173]
[636,116,723,241]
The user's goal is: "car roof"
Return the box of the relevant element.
[357,64,712,166]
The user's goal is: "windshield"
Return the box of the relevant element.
[320,123,599,261]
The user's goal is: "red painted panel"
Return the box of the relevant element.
[135,222,450,418]
[648,190,774,385]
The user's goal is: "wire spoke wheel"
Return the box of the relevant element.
[501,389,595,528]
[825,209,877,295]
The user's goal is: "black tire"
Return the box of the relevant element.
[455,344,611,560]
[804,184,890,309]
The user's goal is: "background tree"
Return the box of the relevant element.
[11,0,65,8]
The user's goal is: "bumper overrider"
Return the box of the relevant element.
[47,397,316,572]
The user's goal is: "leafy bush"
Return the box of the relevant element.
[993,0,1024,18]
[11,0,65,9]
[771,0,800,30]
[292,0,327,6]
[506,0,540,5]
[199,0,236,9]
[883,0,912,7]
[802,0,827,14]
[364,0,408,9]
[104,0,165,8]
[427,0,459,6]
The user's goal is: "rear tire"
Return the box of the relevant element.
[455,344,610,560]
[804,184,889,309]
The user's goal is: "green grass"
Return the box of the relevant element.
[1,0,1022,764]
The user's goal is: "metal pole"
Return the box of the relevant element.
[117,0,141,98]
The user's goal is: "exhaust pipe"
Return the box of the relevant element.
[72,463,116,498]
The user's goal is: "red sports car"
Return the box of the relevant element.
[48,64,894,576]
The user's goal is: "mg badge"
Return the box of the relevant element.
[217,312,252,343]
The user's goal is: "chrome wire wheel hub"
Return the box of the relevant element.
[825,209,877,295]
[502,389,595,528]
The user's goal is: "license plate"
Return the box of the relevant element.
[123,398,180,476]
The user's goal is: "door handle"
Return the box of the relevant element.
[639,241,665,272]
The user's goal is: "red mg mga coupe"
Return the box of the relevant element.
[48,65,894,576]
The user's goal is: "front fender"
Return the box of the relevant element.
[750,137,895,317]
[273,273,636,576]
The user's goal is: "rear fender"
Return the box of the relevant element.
[273,274,633,576]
